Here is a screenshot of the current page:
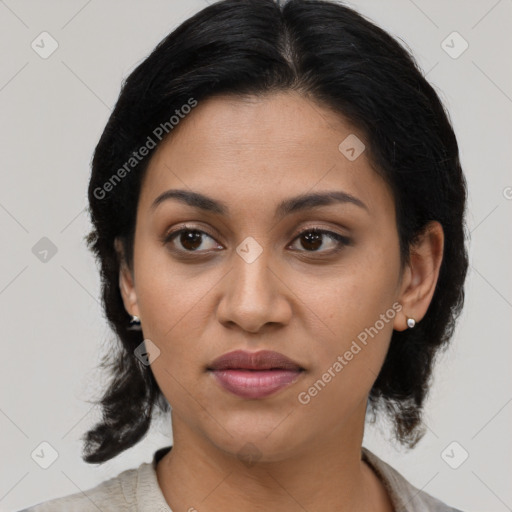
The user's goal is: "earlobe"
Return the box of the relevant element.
[115,237,140,318]
[393,221,444,332]
[119,266,136,303]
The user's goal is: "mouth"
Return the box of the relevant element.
[207,350,305,399]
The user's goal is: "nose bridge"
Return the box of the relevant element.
[232,235,274,303]
[217,235,290,332]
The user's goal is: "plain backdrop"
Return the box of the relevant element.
[1,1,511,511]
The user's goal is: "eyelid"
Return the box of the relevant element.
[161,223,220,243]
[293,224,350,239]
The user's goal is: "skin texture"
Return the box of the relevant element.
[116,91,444,512]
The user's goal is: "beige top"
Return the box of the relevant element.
[19,446,463,511]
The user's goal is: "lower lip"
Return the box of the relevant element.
[209,369,303,399]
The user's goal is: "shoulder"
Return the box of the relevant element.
[17,465,141,512]
[362,447,465,512]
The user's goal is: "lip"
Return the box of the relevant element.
[207,350,305,399]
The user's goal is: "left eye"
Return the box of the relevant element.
[289,228,350,253]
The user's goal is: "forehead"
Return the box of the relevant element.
[151,91,356,160]
[138,92,394,220]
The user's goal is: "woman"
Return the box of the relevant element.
[20,0,468,510]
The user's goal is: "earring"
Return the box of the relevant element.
[407,317,416,329]
[128,314,142,331]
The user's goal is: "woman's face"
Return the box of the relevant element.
[119,91,409,461]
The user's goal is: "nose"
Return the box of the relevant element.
[216,245,292,334]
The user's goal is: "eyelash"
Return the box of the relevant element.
[161,225,351,256]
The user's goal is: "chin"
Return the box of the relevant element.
[205,415,308,464]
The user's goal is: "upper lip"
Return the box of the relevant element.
[207,350,304,371]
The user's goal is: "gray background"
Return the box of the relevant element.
[1,1,511,511]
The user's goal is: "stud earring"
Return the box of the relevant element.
[128,315,142,331]
[406,317,416,329]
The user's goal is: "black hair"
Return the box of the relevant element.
[82,0,469,463]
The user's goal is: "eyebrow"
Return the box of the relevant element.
[150,188,369,218]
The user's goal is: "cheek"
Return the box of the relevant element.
[133,242,188,346]
[133,257,210,410]
[136,268,211,352]
[297,294,397,439]
[308,248,398,336]
[297,243,400,400]
[134,231,204,315]
[132,239,228,380]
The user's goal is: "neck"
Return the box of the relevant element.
[156,403,393,512]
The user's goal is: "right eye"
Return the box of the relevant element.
[163,227,223,253]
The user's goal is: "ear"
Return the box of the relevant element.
[393,221,444,331]
[114,237,140,318]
